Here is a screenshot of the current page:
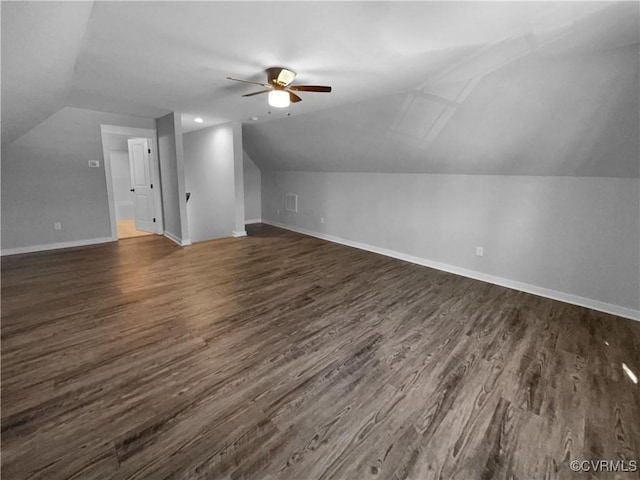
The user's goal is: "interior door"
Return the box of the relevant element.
[127,138,156,233]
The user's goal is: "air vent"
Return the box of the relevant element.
[285,193,298,213]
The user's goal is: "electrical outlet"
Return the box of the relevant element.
[320,217,325,224]
[476,246,484,257]
[54,222,62,231]
[88,160,100,167]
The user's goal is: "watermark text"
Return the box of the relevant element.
[570,460,637,473]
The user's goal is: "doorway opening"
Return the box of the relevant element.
[100,126,163,241]
[111,140,153,239]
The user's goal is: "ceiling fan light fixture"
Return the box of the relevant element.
[277,68,297,86]
[268,90,290,108]
[228,68,331,106]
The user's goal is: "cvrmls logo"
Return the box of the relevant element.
[570,460,638,473]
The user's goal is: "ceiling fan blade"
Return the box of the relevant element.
[288,91,302,103]
[288,85,332,93]
[242,89,272,97]
[226,77,270,88]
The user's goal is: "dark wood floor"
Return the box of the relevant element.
[2,224,639,480]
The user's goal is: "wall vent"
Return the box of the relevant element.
[285,193,298,213]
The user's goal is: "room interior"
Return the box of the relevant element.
[1,1,639,479]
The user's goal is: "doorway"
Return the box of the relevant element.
[100,126,163,241]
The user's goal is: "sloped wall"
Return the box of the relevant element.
[1,107,154,252]
[245,42,639,177]
[1,2,94,145]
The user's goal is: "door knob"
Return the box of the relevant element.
[130,188,135,192]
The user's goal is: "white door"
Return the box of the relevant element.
[127,138,156,233]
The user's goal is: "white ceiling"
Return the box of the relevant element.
[2,0,617,144]
[1,2,93,145]
[3,1,637,177]
[243,1,640,177]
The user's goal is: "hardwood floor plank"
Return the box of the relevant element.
[2,223,639,479]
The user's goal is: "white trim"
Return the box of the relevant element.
[245,218,262,225]
[262,220,640,322]
[100,125,164,240]
[1,237,114,256]
[232,230,247,237]
[100,125,155,137]
[164,231,191,247]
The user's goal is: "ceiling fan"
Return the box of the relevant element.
[226,67,332,108]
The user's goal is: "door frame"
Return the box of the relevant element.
[100,125,164,240]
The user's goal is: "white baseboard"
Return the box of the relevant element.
[164,231,191,246]
[245,218,262,224]
[1,237,114,256]
[232,230,247,237]
[262,219,640,322]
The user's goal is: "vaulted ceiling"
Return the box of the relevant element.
[244,2,639,176]
[3,1,638,176]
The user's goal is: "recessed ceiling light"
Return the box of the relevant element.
[250,117,258,121]
[194,117,203,123]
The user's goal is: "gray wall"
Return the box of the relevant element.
[262,172,640,314]
[183,122,244,242]
[1,106,154,251]
[156,112,189,243]
[243,152,262,222]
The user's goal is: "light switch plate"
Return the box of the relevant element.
[88,160,100,167]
